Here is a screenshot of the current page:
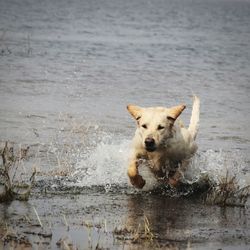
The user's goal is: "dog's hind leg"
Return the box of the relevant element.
[188,95,200,140]
[168,159,190,186]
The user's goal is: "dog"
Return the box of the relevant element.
[127,96,200,189]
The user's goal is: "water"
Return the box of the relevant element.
[0,0,250,189]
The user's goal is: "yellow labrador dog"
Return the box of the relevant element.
[127,96,200,189]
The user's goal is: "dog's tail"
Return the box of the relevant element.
[188,95,200,140]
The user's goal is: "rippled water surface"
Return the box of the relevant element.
[0,0,250,185]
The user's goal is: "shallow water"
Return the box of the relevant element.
[0,0,250,248]
[0,193,250,249]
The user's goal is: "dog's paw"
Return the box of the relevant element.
[168,177,179,187]
[130,175,146,189]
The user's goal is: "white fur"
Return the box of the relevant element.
[188,95,200,140]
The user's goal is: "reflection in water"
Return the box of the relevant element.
[0,194,249,249]
[125,194,250,247]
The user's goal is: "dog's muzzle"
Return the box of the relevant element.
[145,137,156,152]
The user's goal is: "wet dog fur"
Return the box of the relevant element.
[127,96,200,189]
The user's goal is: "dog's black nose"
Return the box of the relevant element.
[145,138,156,152]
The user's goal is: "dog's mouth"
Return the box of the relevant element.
[145,145,157,152]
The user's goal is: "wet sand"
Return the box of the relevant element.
[1,187,249,250]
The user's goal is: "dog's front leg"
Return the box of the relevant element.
[127,156,145,189]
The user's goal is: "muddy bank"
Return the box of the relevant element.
[0,188,249,250]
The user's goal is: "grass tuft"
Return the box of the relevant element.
[0,142,36,202]
[205,170,250,207]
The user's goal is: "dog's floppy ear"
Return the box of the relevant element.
[127,105,142,120]
[167,104,186,122]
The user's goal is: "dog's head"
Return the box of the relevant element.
[127,104,186,152]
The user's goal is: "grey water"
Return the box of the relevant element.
[0,0,250,179]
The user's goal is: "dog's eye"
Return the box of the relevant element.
[142,124,147,129]
[157,125,165,130]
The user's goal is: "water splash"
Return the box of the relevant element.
[186,149,249,189]
[72,135,130,188]
[71,132,249,193]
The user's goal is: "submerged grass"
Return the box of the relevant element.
[0,142,36,202]
[114,215,156,245]
[113,215,181,249]
[205,170,250,207]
